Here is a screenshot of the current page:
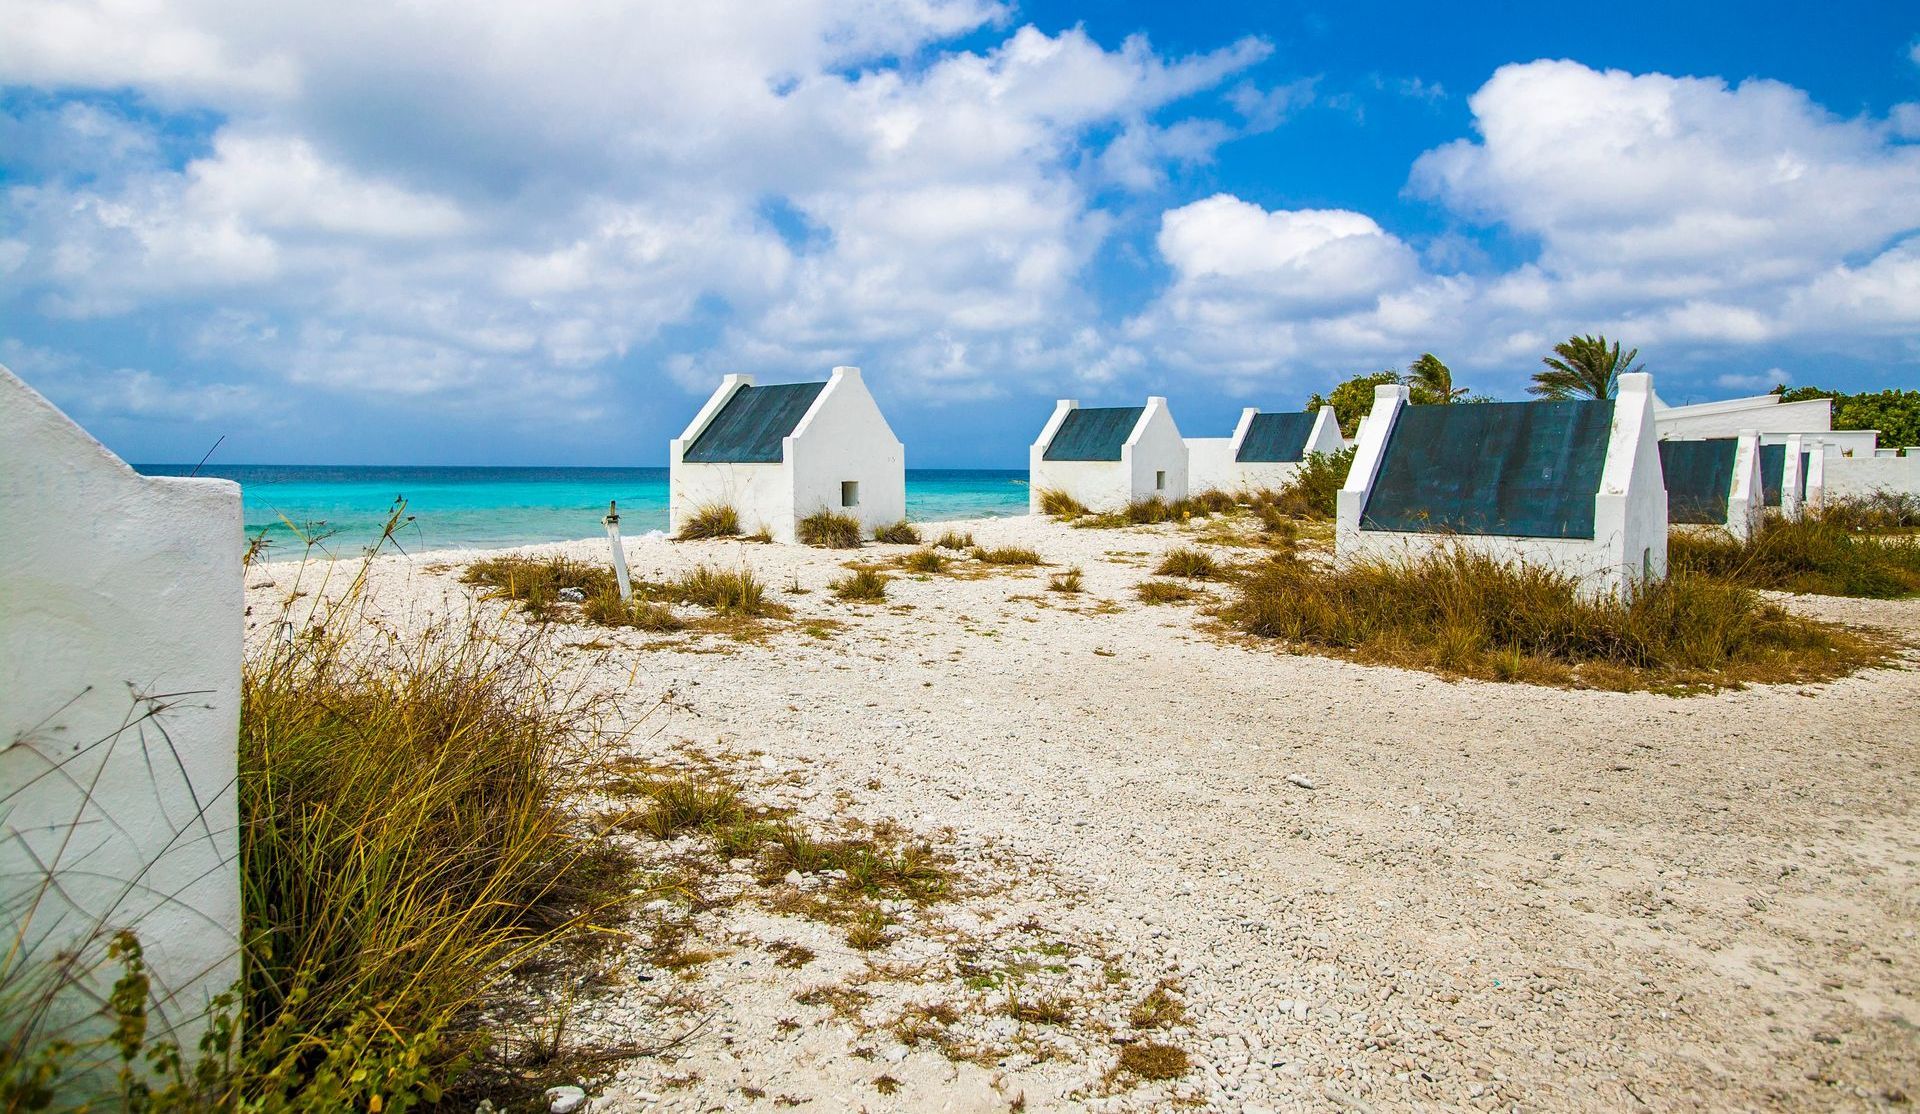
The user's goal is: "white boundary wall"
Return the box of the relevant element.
[1,366,242,1059]
[1029,397,1187,513]
[1826,451,1920,500]
[1337,373,1667,599]
[669,366,905,543]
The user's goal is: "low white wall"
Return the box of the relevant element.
[788,367,906,539]
[0,366,242,1063]
[1654,395,1832,438]
[669,460,794,540]
[1825,454,1920,500]
[1031,458,1135,513]
[1185,438,1237,495]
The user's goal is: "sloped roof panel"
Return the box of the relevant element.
[683,381,826,464]
[1043,406,1144,461]
[1659,439,1736,525]
[1236,411,1318,463]
[1361,399,1615,540]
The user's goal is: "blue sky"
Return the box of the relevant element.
[3,0,1917,467]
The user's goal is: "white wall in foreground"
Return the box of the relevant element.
[1825,453,1920,500]
[0,365,242,1062]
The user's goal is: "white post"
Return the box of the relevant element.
[603,500,632,600]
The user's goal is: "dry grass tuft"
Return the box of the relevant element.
[1115,1042,1190,1081]
[1038,488,1088,519]
[582,594,684,631]
[666,565,788,618]
[900,548,950,574]
[830,567,891,602]
[677,503,742,540]
[463,555,614,620]
[797,509,863,549]
[872,520,921,545]
[1136,579,1203,605]
[934,529,976,551]
[971,546,1044,566]
[1047,568,1084,593]
[1226,549,1890,692]
[1154,547,1219,579]
[1128,980,1187,1029]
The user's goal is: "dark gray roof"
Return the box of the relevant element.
[683,381,826,464]
[1236,411,1318,463]
[1660,439,1736,524]
[1043,406,1144,461]
[1361,399,1615,540]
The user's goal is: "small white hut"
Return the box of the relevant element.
[669,366,905,544]
[1029,398,1186,514]
[1658,430,1768,539]
[1337,373,1667,598]
[1188,406,1345,495]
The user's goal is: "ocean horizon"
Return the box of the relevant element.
[134,464,1031,553]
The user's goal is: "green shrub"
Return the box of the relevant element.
[1264,448,1355,520]
[676,503,741,540]
[830,567,890,602]
[1669,514,1920,598]
[872,520,921,545]
[1155,547,1219,579]
[797,510,863,549]
[1225,548,1885,691]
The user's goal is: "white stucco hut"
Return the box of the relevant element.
[669,366,905,544]
[1029,398,1187,514]
[1657,430,1768,539]
[1188,406,1345,495]
[1337,373,1667,599]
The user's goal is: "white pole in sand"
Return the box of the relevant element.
[603,500,632,600]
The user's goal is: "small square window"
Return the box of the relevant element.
[841,481,860,508]
[1155,470,1166,492]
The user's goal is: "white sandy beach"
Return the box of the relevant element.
[249,514,1920,1112]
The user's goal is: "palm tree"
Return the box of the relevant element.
[1407,353,1466,404]
[1530,334,1642,400]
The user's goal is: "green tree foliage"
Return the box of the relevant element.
[1773,385,1920,449]
[1530,334,1642,400]
[1406,353,1467,405]
[1308,370,1402,438]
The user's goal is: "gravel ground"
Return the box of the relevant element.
[251,514,1920,1113]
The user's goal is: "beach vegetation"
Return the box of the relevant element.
[677,503,742,540]
[872,520,920,545]
[1128,980,1187,1030]
[582,593,684,631]
[1669,512,1920,597]
[1037,488,1088,519]
[900,548,950,574]
[1154,547,1219,579]
[830,567,890,602]
[1114,1042,1190,1082]
[1530,333,1640,400]
[665,565,788,618]
[971,546,1044,566]
[1047,568,1084,593]
[933,529,975,550]
[1307,370,1402,438]
[797,509,863,549]
[1136,579,1203,605]
[463,554,613,620]
[1225,549,1888,691]
[1260,447,1355,520]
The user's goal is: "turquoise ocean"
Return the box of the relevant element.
[134,465,1030,553]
